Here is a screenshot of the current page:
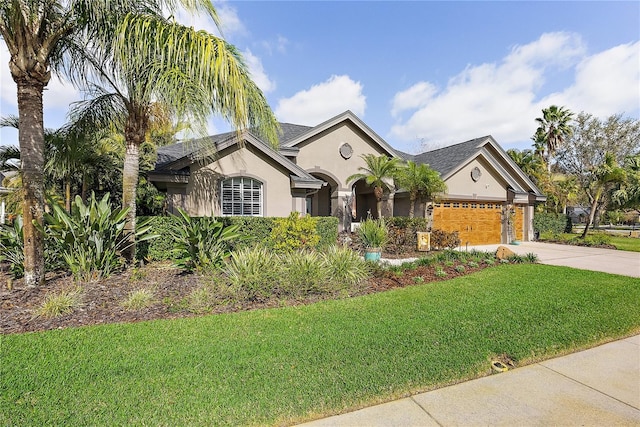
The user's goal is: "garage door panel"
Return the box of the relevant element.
[433,202,502,245]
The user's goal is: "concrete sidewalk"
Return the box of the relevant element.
[298,335,640,426]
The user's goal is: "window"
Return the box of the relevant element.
[453,202,460,208]
[462,202,469,208]
[221,177,263,216]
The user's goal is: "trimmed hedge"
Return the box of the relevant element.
[533,212,572,235]
[138,215,339,261]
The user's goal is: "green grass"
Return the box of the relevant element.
[2,265,639,426]
[607,235,640,252]
[541,231,640,252]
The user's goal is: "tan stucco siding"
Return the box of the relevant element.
[295,122,390,190]
[184,146,293,217]
[444,157,507,200]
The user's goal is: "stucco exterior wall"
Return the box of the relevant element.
[295,122,389,191]
[183,145,294,217]
[444,157,508,201]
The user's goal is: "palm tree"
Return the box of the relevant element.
[347,154,401,218]
[535,105,574,173]
[394,161,446,218]
[507,148,545,184]
[69,5,279,261]
[0,0,154,286]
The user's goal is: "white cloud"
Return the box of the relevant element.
[391,82,438,117]
[390,32,640,150]
[275,75,366,125]
[173,1,245,37]
[242,50,276,93]
[549,41,640,117]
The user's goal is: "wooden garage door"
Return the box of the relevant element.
[432,201,503,245]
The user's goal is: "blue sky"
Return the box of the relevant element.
[1,1,639,154]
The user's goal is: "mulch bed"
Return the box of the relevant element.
[0,255,491,335]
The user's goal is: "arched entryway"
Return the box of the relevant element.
[351,179,379,220]
[306,172,337,217]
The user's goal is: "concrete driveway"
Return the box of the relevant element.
[465,241,640,278]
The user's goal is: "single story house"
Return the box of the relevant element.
[150,111,545,245]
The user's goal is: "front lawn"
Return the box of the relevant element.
[608,234,640,252]
[540,231,640,252]
[2,264,639,426]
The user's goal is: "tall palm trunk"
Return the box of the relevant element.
[408,191,417,219]
[122,111,146,262]
[16,79,46,287]
[374,186,383,218]
[65,179,72,213]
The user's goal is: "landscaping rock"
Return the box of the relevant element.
[496,245,516,260]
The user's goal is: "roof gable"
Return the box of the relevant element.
[405,136,544,198]
[283,110,399,158]
[153,131,322,188]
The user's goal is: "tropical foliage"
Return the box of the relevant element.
[535,105,574,172]
[347,154,402,218]
[39,193,157,282]
[394,160,446,218]
[167,208,241,272]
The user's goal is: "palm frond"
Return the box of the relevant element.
[115,14,279,147]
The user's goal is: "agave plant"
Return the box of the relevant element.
[168,208,240,272]
[40,193,156,281]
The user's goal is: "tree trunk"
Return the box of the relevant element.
[374,186,383,218]
[581,194,600,239]
[16,80,46,287]
[408,193,416,219]
[65,179,71,213]
[121,112,146,262]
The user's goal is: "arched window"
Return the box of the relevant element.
[221,177,263,216]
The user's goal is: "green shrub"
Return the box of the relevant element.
[226,247,281,301]
[168,208,240,272]
[415,256,437,267]
[121,288,155,310]
[34,287,83,318]
[455,265,466,273]
[0,216,25,279]
[357,216,389,249]
[430,229,461,249]
[468,261,479,268]
[315,216,340,249]
[580,233,613,246]
[435,266,447,277]
[322,246,370,291]
[270,212,320,252]
[41,194,156,282]
[533,212,570,235]
[137,216,177,261]
[141,215,338,260]
[280,251,325,296]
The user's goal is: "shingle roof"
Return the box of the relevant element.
[402,137,488,177]
[156,124,311,169]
